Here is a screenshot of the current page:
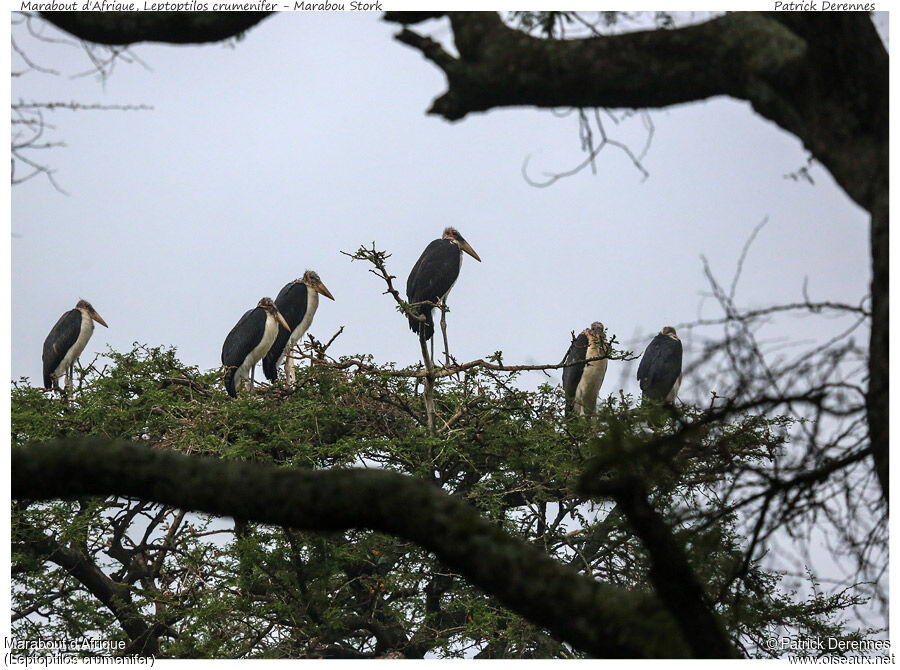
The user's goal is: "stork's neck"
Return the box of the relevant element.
[307,286,319,315]
[586,339,603,361]
[78,307,95,333]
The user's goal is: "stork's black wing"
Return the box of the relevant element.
[223,307,267,397]
[636,334,683,401]
[42,309,81,389]
[273,281,310,328]
[406,239,461,339]
[562,332,588,416]
[263,281,309,381]
[222,308,266,368]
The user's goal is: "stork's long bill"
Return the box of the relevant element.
[77,300,107,328]
[459,239,481,262]
[301,270,335,301]
[91,310,108,328]
[443,227,482,262]
[315,282,335,301]
[274,310,290,331]
[257,297,291,331]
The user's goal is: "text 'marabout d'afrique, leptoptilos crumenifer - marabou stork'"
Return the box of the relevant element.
[406,227,481,364]
[42,299,108,393]
[222,297,290,398]
[562,321,609,416]
[262,270,334,385]
[636,326,683,404]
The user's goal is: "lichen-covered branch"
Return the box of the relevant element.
[13,439,698,658]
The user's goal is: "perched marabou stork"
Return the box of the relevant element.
[406,227,481,360]
[636,326,683,403]
[262,270,334,384]
[222,297,290,398]
[562,322,608,416]
[42,299,108,392]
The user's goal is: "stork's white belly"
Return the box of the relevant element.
[444,250,464,298]
[573,343,607,416]
[665,374,682,403]
[236,315,280,386]
[54,310,94,378]
[279,290,319,365]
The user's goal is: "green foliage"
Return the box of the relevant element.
[11,345,867,658]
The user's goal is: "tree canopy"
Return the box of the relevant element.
[12,342,872,658]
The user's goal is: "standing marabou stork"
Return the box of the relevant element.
[222,297,290,398]
[406,227,481,362]
[562,322,608,416]
[262,270,335,385]
[636,326,683,403]
[42,299,108,392]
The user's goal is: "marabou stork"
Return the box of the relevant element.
[222,297,290,398]
[406,227,481,362]
[262,270,334,384]
[636,326,683,403]
[562,322,608,416]
[42,299,108,392]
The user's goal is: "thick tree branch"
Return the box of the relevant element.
[591,477,738,658]
[386,12,805,122]
[39,11,273,45]
[13,439,699,658]
[867,191,888,503]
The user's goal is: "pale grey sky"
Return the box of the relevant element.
[11,12,872,404]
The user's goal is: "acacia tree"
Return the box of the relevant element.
[11,242,880,658]
[14,10,888,657]
[11,338,869,657]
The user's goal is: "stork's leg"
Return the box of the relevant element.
[429,325,435,364]
[249,366,255,390]
[419,330,435,435]
[239,370,251,394]
[65,365,73,394]
[440,303,450,367]
[286,350,296,385]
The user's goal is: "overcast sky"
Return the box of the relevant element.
[11,11,877,403]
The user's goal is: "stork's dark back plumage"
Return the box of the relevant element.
[262,281,309,381]
[636,334,683,401]
[562,332,589,416]
[222,307,267,397]
[406,238,461,340]
[42,309,81,389]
